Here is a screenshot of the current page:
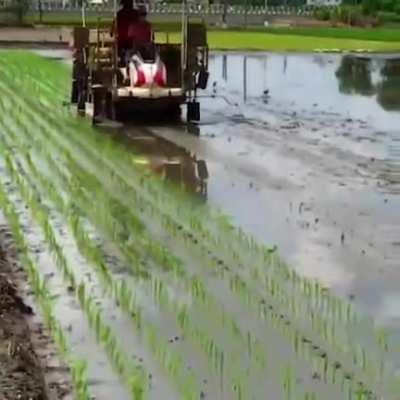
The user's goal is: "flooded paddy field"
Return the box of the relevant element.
[146,52,400,330]
[0,50,399,400]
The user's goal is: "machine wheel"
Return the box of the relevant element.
[187,101,200,122]
[92,86,106,125]
[196,69,209,90]
[76,76,87,114]
[105,92,117,121]
[77,88,86,113]
[71,80,79,104]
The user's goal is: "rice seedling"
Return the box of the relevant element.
[0,143,149,399]
[0,176,92,400]
[0,120,214,398]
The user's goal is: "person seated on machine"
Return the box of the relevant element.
[128,5,154,61]
[116,6,166,88]
[111,0,138,64]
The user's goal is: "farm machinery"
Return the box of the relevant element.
[70,1,209,124]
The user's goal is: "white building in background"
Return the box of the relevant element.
[306,0,342,5]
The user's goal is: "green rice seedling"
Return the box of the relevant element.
[1,146,149,399]
[283,365,293,400]
[0,177,92,400]
[0,124,212,397]
[15,131,273,391]
[77,282,149,398]
[2,127,213,398]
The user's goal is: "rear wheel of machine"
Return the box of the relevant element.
[77,90,86,113]
[92,87,104,125]
[76,77,87,114]
[71,80,79,104]
[105,92,117,121]
[187,101,200,122]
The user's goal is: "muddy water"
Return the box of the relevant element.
[122,53,400,343]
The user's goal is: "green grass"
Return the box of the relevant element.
[159,31,400,51]
[256,26,400,42]
[209,31,400,51]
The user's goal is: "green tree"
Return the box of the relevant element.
[362,0,379,15]
[6,0,31,24]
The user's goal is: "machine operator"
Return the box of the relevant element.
[112,1,153,62]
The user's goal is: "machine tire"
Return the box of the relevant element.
[77,90,86,113]
[105,92,117,121]
[76,77,87,113]
[187,101,200,122]
[92,87,103,125]
[71,80,79,104]
[196,69,209,90]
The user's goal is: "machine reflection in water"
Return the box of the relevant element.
[106,126,209,199]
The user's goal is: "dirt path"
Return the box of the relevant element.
[0,223,71,400]
[0,27,71,46]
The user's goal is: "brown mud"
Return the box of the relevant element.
[0,223,72,400]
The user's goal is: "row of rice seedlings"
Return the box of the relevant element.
[25,150,203,400]
[0,146,150,400]
[0,78,372,400]
[0,171,91,400]
[0,120,205,400]
[4,115,269,399]
[0,53,69,104]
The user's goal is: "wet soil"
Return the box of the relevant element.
[0,223,71,400]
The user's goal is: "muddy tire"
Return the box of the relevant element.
[77,88,86,113]
[105,92,117,121]
[71,80,79,104]
[187,101,200,122]
[92,87,104,125]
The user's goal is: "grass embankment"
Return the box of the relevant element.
[207,30,400,51]
[6,13,400,51]
[159,30,400,51]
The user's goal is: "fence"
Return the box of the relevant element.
[0,0,312,16]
